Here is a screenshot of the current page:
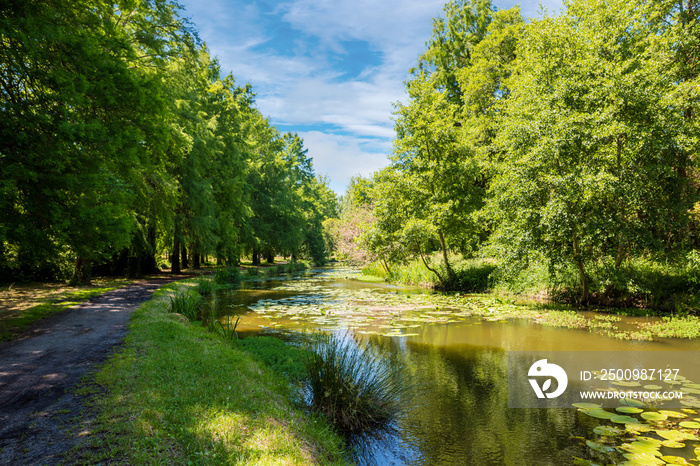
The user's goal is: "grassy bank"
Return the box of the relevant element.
[70,279,347,465]
[360,254,700,314]
[0,278,132,341]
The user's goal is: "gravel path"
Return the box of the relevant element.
[0,277,180,465]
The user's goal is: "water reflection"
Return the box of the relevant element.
[208,267,700,465]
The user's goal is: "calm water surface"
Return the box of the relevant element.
[209,267,700,465]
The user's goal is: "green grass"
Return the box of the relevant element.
[0,280,131,341]
[362,255,496,292]
[70,279,347,465]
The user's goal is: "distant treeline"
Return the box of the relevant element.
[327,0,700,303]
[0,0,337,283]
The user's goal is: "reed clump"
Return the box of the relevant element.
[305,333,406,435]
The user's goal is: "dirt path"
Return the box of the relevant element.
[0,277,181,465]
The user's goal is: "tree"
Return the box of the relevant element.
[489,0,695,302]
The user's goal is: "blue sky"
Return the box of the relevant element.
[177,0,565,194]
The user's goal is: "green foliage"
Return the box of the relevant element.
[213,316,241,342]
[197,278,214,296]
[214,267,241,287]
[305,333,406,435]
[168,291,202,322]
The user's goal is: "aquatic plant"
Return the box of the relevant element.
[305,332,406,435]
[169,291,202,322]
[214,315,241,342]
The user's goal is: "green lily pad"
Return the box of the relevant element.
[620,398,646,408]
[659,410,686,418]
[616,406,643,414]
[580,408,615,419]
[593,425,621,436]
[611,414,639,424]
[683,383,700,389]
[661,456,691,465]
[660,440,685,448]
[679,421,700,429]
[643,385,663,390]
[626,423,653,433]
[573,402,602,409]
[656,430,686,442]
[641,412,668,421]
[586,440,615,453]
[681,409,698,414]
[613,380,642,387]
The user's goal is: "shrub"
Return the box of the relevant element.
[305,333,406,435]
[214,266,241,287]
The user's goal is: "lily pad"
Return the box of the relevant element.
[616,406,643,414]
[659,410,686,418]
[573,402,602,409]
[626,423,653,433]
[611,414,639,424]
[660,456,691,465]
[656,430,687,442]
[586,440,615,453]
[643,385,663,390]
[660,440,685,448]
[593,425,621,436]
[641,412,668,421]
[679,421,700,429]
[620,398,646,408]
[580,408,615,420]
[613,380,642,387]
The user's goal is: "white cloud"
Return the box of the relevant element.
[177,0,564,192]
[300,131,392,194]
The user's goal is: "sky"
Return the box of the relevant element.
[176,0,565,194]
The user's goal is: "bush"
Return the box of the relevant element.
[305,333,406,435]
[214,266,241,287]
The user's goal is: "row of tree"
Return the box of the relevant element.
[329,0,699,302]
[0,0,337,283]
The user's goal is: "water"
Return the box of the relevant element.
[207,267,700,465]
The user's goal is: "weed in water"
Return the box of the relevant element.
[305,332,406,436]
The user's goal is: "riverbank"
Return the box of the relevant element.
[69,279,347,464]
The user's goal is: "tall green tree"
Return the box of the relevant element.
[489,0,694,302]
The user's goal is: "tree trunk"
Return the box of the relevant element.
[266,251,274,264]
[437,230,454,279]
[172,219,181,274]
[192,246,200,270]
[572,233,589,304]
[181,242,188,269]
[71,257,92,285]
[417,243,445,285]
[252,247,260,266]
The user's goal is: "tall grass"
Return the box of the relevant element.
[169,291,202,322]
[197,277,214,296]
[362,255,496,292]
[305,333,406,436]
